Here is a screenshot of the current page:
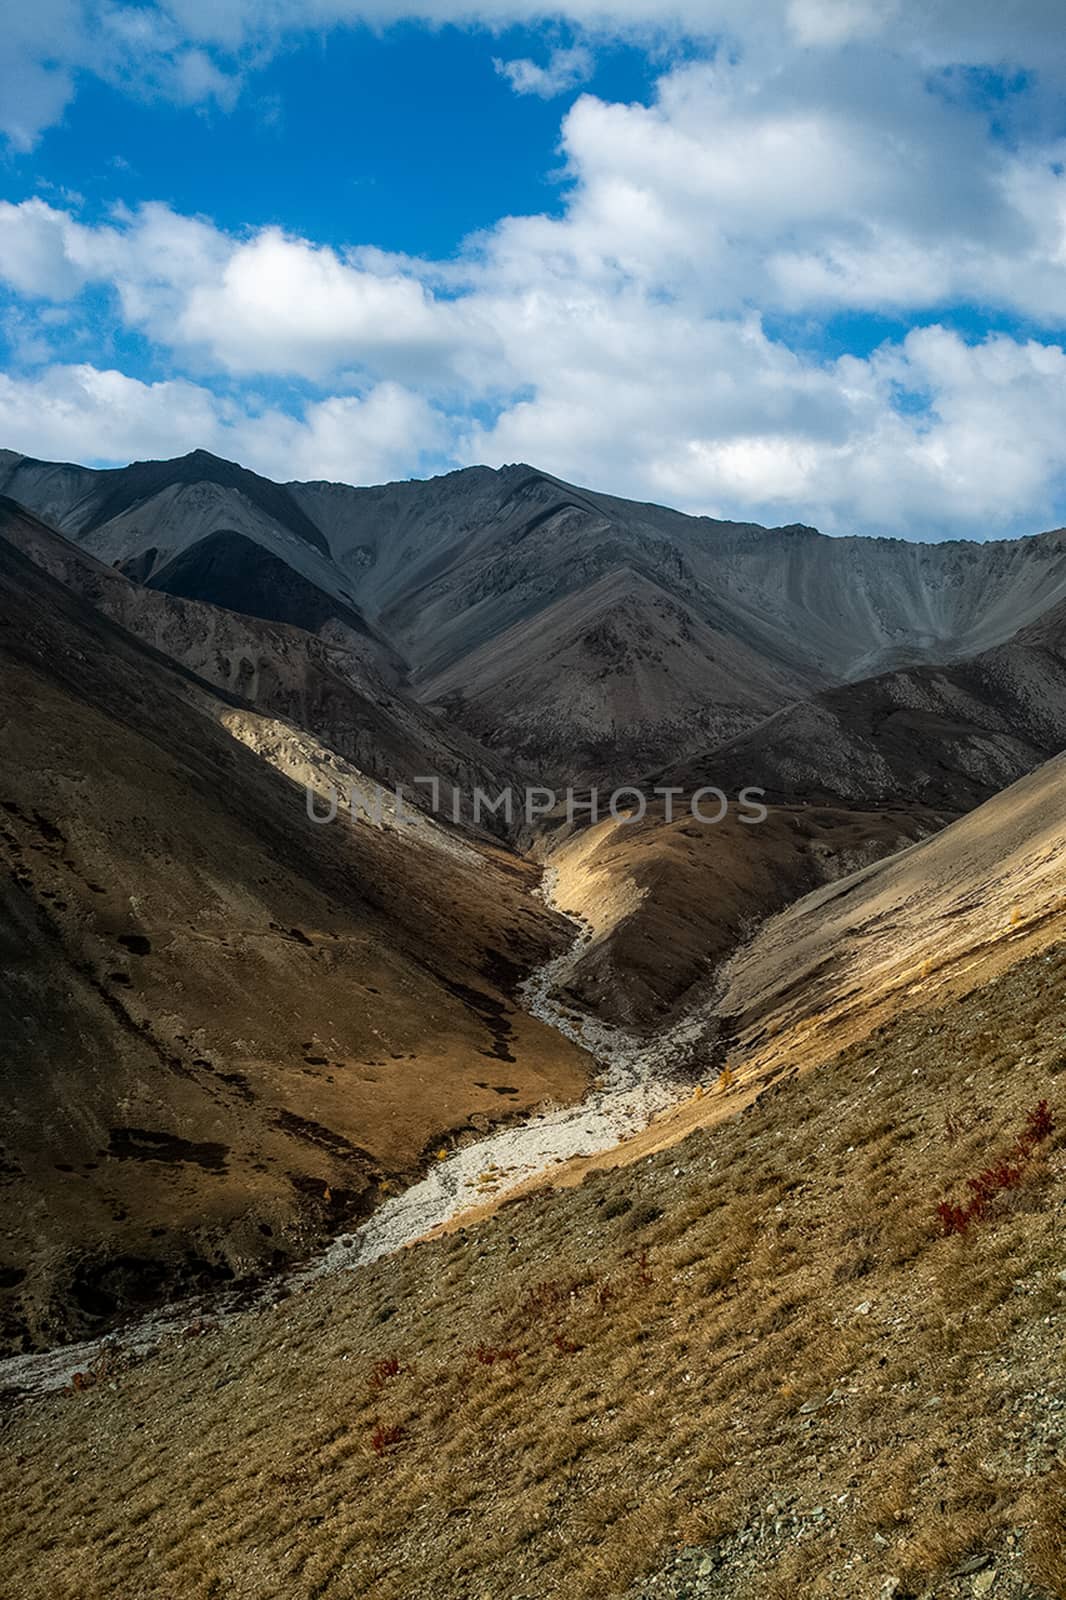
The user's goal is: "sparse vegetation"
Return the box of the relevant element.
[367,1355,403,1391]
[4,945,1066,1599]
[472,1343,520,1366]
[936,1099,1055,1235]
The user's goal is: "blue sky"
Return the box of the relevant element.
[3,2,1066,540]
[9,25,658,256]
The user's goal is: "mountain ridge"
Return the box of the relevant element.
[5,445,1066,784]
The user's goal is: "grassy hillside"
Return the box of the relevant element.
[3,935,1065,1599]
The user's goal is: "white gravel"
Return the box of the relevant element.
[307,871,707,1278]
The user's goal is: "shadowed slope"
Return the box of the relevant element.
[0,535,587,1351]
[0,497,515,814]
[147,527,376,639]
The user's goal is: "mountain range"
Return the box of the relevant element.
[4,441,1066,1598]
[2,442,1066,1344]
[5,445,1066,783]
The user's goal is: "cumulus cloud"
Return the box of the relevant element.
[633,328,1066,536]
[7,0,1066,149]
[494,44,592,98]
[0,364,447,483]
[0,200,95,299]
[175,228,469,380]
[7,5,1066,536]
[242,382,448,482]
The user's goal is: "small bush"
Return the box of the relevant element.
[936,1099,1055,1236]
[1022,1098,1055,1145]
[368,1356,402,1392]
[473,1343,520,1366]
[369,1423,406,1457]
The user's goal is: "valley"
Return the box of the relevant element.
[1,447,1065,1598]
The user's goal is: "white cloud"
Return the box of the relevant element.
[494,44,593,98]
[174,227,468,380]
[623,327,1066,536]
[0,200,94,298]
[7,7,1066,536]
[0,364,226,462]
[241,382,447,482]
[7,0,1066,150]
[0,364,446,483]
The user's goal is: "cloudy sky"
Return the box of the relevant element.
[3,2,1066,538]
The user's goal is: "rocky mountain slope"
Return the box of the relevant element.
[661,597,1066,812]
[417,566,801,781]
[6,448,1066,780]
[0,497,515,814]
[0,531,589,1352]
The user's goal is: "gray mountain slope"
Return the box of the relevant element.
[417,565,802,781]
[662,599,1066,810]
[0,497,517,811]
[6,447,1066,781]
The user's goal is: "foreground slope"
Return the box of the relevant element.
[0,536,587,1351]
[714,748,1066,1092]
[3,762,1065,1599]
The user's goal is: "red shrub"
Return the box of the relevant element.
[936,1100,1056,1236]
[1024,1099,1055,1145]
[473,1343,520,1366]
[937,1201,972,1238]
[368,1356,402,1392]
[966,1159,1025,1212]
[370,1423,406,1456]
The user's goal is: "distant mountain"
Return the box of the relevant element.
[0,445,327,555]
[661,596,1066,811]
[5,447,1066,781]
[417,566,800,781]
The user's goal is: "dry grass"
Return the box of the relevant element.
[3,945,1066,1599]
[1029,1471,1066,1598]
